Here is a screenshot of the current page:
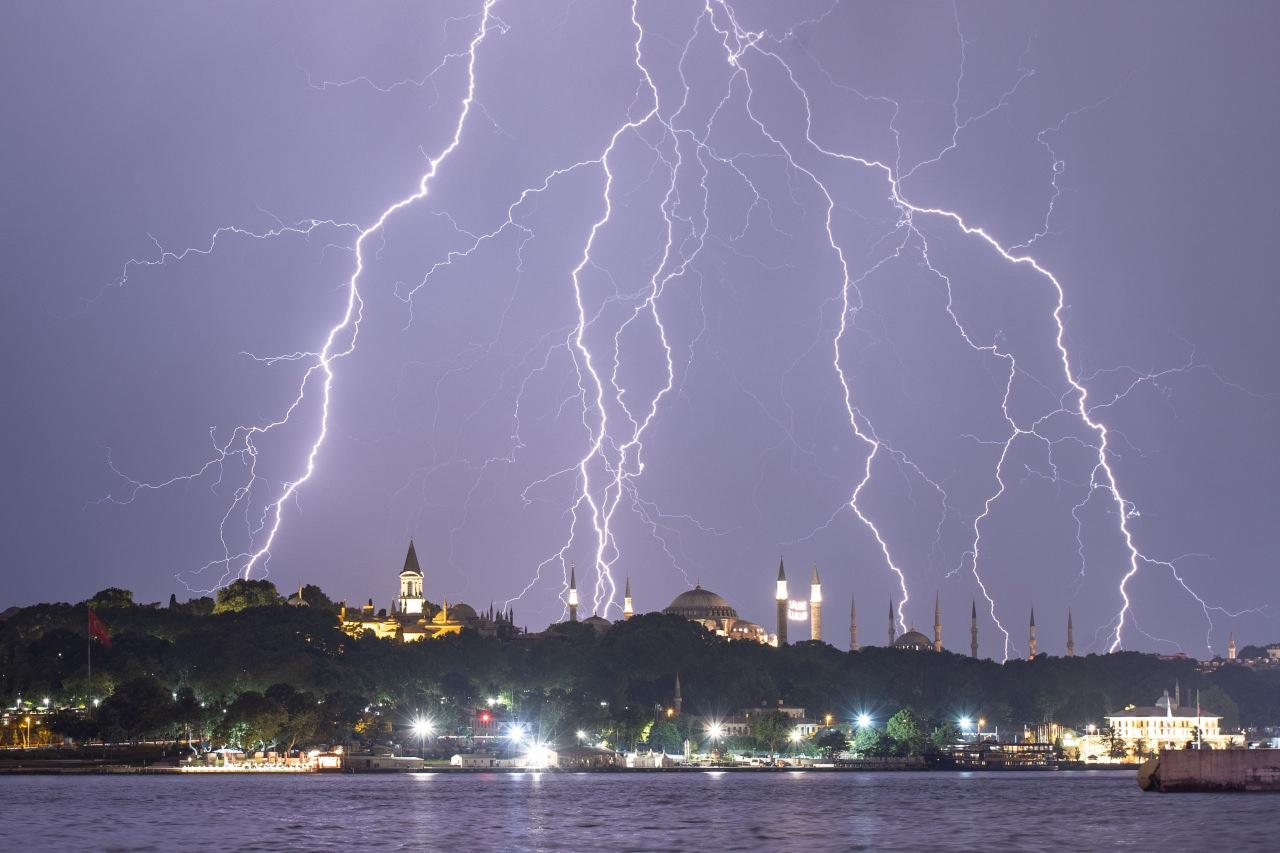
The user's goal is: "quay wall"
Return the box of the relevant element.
[1139,749,1280,792]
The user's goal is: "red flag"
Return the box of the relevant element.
[87,608,111,648]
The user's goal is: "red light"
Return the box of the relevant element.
[480,712,491,723]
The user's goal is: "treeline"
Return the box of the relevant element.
[3,581,1278,752]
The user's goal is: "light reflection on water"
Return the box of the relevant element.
[1,770,1272,852]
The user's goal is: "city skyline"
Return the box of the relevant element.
[4,1,1279,661]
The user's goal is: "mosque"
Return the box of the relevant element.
[338,541,1073,659]
[337,540,521,642]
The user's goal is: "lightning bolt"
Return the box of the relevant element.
[99,1,504,591]
[93,0,1262,650]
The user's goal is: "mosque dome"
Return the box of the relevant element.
[582,615,612,634]
[663,585,739,621]
[892,629,933,651]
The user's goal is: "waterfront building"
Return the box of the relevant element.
[1072,687,1241,762]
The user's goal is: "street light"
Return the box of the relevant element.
[856,714,872,729]
[411,717,433,758]
[576,730,587,742]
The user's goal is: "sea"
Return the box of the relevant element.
[2,770,1271,852]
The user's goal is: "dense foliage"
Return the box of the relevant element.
[2,586,1277,752]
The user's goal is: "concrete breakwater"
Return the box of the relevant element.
[1139,749,1280,792]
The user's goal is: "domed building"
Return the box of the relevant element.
[892,629,934,651]
[663,584,768,644]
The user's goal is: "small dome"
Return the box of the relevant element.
[664,585,739,621]
[449,603,478,622]
[892,629,933,651]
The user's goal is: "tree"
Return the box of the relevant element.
[1099,724,1127,760]
[815,728,849,759]
[886,709,926,756]
[301,584,338,613]
[87,588,134,609]
[213,580,281,614]
[94,677,174,742]
[1133,737,1151,760]
[853,725,883,756]
[221,692,287,750]
[648,719,681,754]
[930,721,959,751]
[749,710,792,755]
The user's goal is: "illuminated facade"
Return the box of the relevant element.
[663,584,768,644]
[339,540,520,643]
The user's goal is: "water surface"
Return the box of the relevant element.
[2,770,1270,851]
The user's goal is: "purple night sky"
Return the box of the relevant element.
[4,1,1278,660]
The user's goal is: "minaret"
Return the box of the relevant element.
[623,577,634,620]
[850,594,859,651]
[1027,607,1037,660]
[809,565,822,642]
[1228,632,1237,660]
[775,558,789,646]
[1066,609,1075,657]
[888,599,896,646]
[933,592,943,653]
[970,600,978,659]
[673,673,683,715]
[567,564,579,622]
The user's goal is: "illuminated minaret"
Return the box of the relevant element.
[888,598,896,646]
[933,592,943,653]
[1228,632,1237,660]
[623,576,634,620]
[775,558,789,646]
[398,539,425,615]
[970,600,978,659]
[673,673,683,715]
[850,594,859,651]
[567,564,579,623]
[1066,609,1075,657]
[1028,607,1037,660]
[809,565,822,642]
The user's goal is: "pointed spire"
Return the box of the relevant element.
[1030,607,1036,628]
[970,599,979,659]
[1066,608,1075,657]
[933,591,942,653]
[673,672,683,714]
[777,557,787,582]
[888,598,896,646]
[810,564,820,585]
[402,539,422,576]
[624,576,631,598]
[567,564,578,621]
[850,593,858,652]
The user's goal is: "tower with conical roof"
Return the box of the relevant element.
[933,592,943,652]
[775,558,789,646]
[888,598,896,646]
[809,565,822,642]
[970,600,978,659]
[1028,607,1037,660]
[1228,632,1237,660]
[673,673,683,715]
[398,539,425,615]
[623,576,634,619]
[567,564,579,622]
[1066,609,1075,657]
[850,594,859,651]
